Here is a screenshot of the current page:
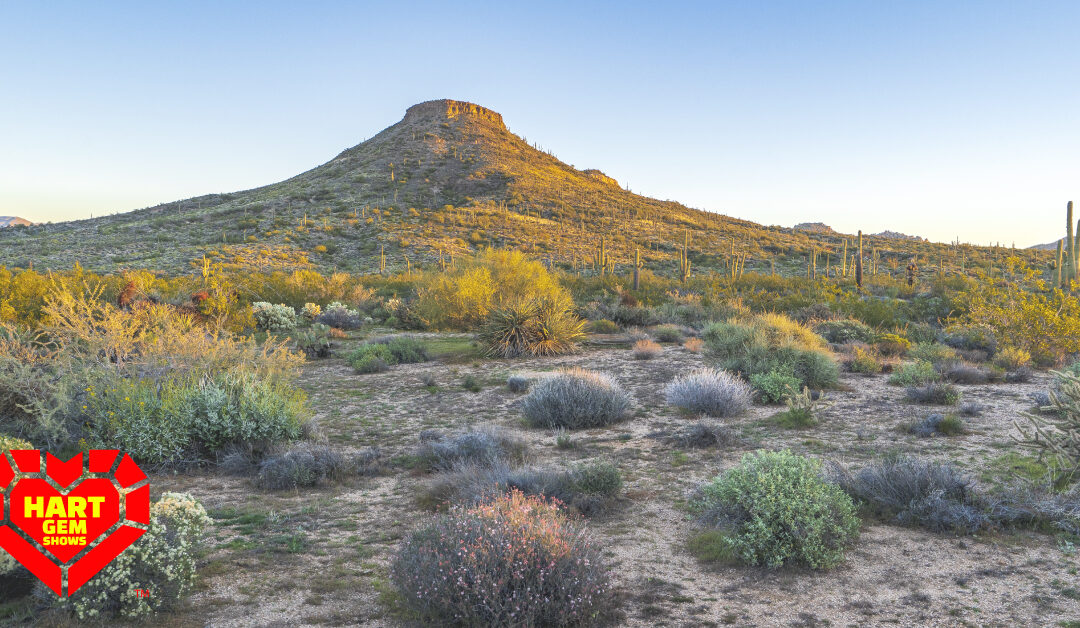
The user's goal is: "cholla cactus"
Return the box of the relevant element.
[251,302,297,334]
[301,302,322,320]
[1016,370,1080,482]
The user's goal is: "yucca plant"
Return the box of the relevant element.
[479,301,584,358]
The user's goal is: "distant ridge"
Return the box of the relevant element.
[0,216,32,228]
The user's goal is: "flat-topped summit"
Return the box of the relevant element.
[403,99,505,128]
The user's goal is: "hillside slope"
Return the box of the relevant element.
[0,100,1022,278]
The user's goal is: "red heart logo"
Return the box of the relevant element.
[8,478,120,563]
[0,451,150,596]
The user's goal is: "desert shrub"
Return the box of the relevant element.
[846,345,882,374]
[479,301,585,358]
[748,369,802,404]
[940,362,992,385]
[958,401,986,416]
[521,368,632,429]
[0,432,30,454]
[391,490,612,627]
[667,421,741,449]
[588,319,620,333]
[1030,390,1053,408]
[416,427,527,472]
[422,460,622,516]
[704,314,838,390]
[830,457,991,533]
[909,342,958,364]
[941,323,998,356]
[990,480,1080,534]
[256,444,348,490]
[506,373,530,393]
[874,333,911,357]
[83,372,308,465]
[301,302,321,320]
[652,324,684,343]
[414,248,577,330]
[252,302,297,334]
[1005,366,1034,383]
[908,413,966,437]
[461,374,482,392]
[905,382,961,405]
[903,322,940,345]
[792,302,834,325]
[631,339,662,360]
[682,337,704,353]
[664,368,751,418]
[314,301,362,330]
[694,450,859,569]
[348,336,429,373]
[888,360,939,386]
[814,319,875,344]
[773,386,834,429]
[50,493,210,620]
[954,282,1080,366]
[994,346,1031,370]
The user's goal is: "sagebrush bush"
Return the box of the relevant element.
[252,302,297,334]
[506,373,530,393]
[941,323,998,356]
[905,382,961,405]
[631,339,662,360]
[813,319,876,344]
[888,360,939,387]
[391,490,612,627]
[1005,366,1034,383]
[908,413,966,437]
[668,422,740,449]
[314,301,363,330]
[694,450,859,569]
[940,362,992,385]
[704,314,838,390]
[49,493,210,620]
[829,457,991,533]
[256,443,348,489]
[521,368,632,429]
[415,427,527,472]
[421,460,622,516]
[665,368,751,418]
[749,369,802,404]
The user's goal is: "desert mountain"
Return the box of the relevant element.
[0,216,33,228]
[0,100,1018,276]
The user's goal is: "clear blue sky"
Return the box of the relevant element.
[2,1,1078,246]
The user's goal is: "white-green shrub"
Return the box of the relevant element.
[53,492,210,620]
[252,302,297,334]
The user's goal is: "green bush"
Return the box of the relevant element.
[348,336,430,373]
[749,370,802,404]
[874,333,911,357]
[704,314,838,390]
[888,361,939,387]
[909,343,957,364]
[587,319,620,334]
[83,373,309,465]
[652,324,684,343]
[52,493,209,620]
[694,450,859,569]
[813,319,876,344]
[846,346,882,374]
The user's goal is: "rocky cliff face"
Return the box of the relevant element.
[403,99,505,128]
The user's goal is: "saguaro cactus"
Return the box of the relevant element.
[594,237,611,277]
[678,230,691,282]
[633,247,643,290]
[856,231,864,289]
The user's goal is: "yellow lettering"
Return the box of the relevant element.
[87,496,105,518]
[66,496,87,518]
[23,496,44,518]
[44,497,65,518]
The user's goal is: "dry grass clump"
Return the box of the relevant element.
[414,427,528,472]
[631,339,663,360]
[682,337,704,353]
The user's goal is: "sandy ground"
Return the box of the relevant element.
[144,336,1079,627]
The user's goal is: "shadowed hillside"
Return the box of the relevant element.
[0,100,1039,278]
